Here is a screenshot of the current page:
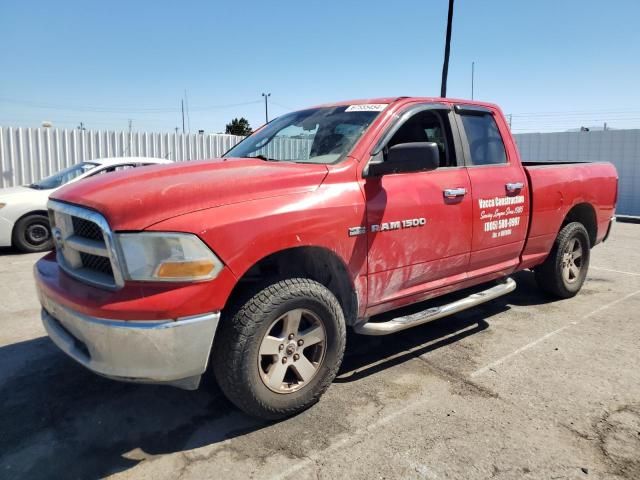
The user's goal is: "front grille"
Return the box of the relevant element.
[80,252,114,277]
[72,217,104,241]
[49,200,123,289]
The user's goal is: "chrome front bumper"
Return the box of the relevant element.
[39,290,220,390]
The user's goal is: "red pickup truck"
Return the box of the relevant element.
[34,97,617,419]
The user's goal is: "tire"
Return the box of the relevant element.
[535,222,590,298]
[12,214,53,253]
[212,278,346,420]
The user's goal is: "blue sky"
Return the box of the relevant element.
[2,0,639,133]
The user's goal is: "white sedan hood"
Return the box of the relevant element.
[0,185,52,205]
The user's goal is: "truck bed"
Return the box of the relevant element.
[520,161,618,268]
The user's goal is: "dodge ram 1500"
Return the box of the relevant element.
[34,97,618,419]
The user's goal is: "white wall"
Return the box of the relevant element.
[514,130,639,216]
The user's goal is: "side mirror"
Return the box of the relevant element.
[367,142,440,177]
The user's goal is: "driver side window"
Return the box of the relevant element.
[386,110,455,167]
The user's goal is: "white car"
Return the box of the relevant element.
[0,157,173,253]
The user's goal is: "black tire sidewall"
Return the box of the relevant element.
[13,214,53,253]
[243,293,343,411]
[537,222,591,298]
[213,278,346,419]
[556,225,590,294]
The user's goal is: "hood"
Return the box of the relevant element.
[0,185,51,203]
[51,158,329,230]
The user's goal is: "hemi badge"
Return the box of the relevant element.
[348,226,366,237]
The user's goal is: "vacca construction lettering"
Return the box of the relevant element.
[478,195,525,209]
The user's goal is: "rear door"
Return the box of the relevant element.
[454,105,530,277]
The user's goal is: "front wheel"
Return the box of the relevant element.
[535,222,591,298]
[212,278,346,420]
[12,214,53,253]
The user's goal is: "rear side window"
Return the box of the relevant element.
[459,113,507,166]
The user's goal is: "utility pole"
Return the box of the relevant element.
[508,114,513,129]
[603,122,607,131]
[262,92,271,123]
[181,99,185,134]
[78,122,85,131]
[471,61,475,100]
[440,0,455,98]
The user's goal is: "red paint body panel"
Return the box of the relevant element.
[363,168,472,306]
[519,161,618,269]
[36,97,618,324]
[51,158,328,231]
[149,160,370,316]
[467,163,529,272]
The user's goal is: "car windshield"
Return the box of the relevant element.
[223,105,386,164]
[30,162,99,190]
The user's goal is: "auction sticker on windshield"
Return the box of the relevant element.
[345,104,388,112]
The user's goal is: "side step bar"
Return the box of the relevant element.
[354,278,517,336]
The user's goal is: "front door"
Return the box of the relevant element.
[364,107,472,311]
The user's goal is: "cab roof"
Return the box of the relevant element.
[311,96,501,111]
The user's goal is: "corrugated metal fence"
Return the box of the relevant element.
[0,127,243,188]
[514,130,640,216]
[255,137,314,161]
[1,126,638,216]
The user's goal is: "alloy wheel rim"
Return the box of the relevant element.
[257,308,326,394]
[561,236,583,284]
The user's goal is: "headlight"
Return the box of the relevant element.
[116,232,223,282]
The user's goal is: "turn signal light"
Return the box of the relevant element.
[155,260,215,279]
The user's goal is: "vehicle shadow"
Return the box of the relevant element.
[0,270,550,480]
[0,337,270,480]
[337,270,553,382]
[0,246,24,256]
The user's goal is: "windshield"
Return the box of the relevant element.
[223,104,386,164]
[31,162,99,190]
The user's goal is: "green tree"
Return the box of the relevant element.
[225,117,252,136]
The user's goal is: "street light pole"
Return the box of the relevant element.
[262,92,271,123]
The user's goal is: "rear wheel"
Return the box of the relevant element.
[12,214,53,253]
[212,278,346,420]
[535,222,590,298]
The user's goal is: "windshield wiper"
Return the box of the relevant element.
[251,154,279,162]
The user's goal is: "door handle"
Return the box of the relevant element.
[443,188,467,199]
[505,182,524,193]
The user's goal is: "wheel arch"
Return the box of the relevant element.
[562,203,597,247]
[225,246,358,326]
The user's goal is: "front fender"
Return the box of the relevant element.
[145,183,369,314]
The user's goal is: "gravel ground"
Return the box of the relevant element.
[1,222,639,480]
